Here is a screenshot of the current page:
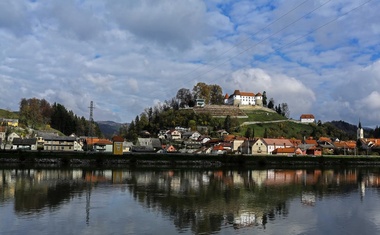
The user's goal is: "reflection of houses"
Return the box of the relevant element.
[233,212,261,229]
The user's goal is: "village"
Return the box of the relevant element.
[1,89,379,156]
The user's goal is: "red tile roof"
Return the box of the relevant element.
[300,114,315,119]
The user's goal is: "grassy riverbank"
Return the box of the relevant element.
[1,151,380,168]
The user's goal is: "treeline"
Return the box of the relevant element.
[19,98,102,137]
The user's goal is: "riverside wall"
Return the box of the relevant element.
[1,151,380,168]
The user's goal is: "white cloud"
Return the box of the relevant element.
[0,0,379,128]
[226,68,316,119]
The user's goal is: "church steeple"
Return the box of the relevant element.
[357,119,364,140]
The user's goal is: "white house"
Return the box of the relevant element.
[182,131,201,141]
[251,138,294,154]
[167,130,182,140]
[300,114,315,123]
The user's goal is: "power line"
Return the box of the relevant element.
[183,0,373,88]
[183,0,333,84]
[179,0,311,80]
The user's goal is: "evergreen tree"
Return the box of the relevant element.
[262,91,267,107]
[264,128,268,138]
[245,127,252,138]
[224,115,231,132]
[267,98,274,109]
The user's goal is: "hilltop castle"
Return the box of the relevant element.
[224,90,263,106]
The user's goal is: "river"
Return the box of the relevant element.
[1,167,380,234]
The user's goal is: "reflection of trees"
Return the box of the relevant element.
[1,170,89,215]
[124,168,380,234]
[125,170,295,234]
[2,167,380,233]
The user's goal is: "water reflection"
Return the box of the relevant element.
[1,167,380,234]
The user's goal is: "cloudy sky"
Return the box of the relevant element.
[1,0,379,127]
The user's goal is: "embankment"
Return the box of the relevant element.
[1,151,380,168]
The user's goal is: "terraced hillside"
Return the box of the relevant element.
[193,105,248,118]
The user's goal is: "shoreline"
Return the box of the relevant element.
[1,151,380,168]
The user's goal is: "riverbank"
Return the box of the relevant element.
[1,151,380,168]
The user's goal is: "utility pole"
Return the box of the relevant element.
[88,101,95,151]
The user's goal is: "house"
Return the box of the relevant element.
[7,132,20,143]
[224,90,263,106]
[43,135,77,151]
[12,138,37,150]
[300,114,315,123]
[123,141,133,152]
[0,126,6,141]
[135,138,162,152]
[93,139,113,152]
[318,137,335,154]
[167,130,182,140]
[162,144,177,153]
[251,138,294,154]
[272,147,302,156]
[182,131,201,141]
[232,137,246,153]
[217,130,229,137]
[212,145,226,154]
[239,139,255,154]
[333,141,356,155]
[0,118,19,127]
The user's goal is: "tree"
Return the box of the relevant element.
[193,82,211,104]
[264,128,268,138]
[209,84,224,105]
[281,103,290,118]
[176,88,193,108]
[245,127,252,138]
[224,115,231,132]
[267,98,274,109]
[275,105,282,115]
[262,91,267,107]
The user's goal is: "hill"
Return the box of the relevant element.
[0,109,18,119]
[97,121,127,139]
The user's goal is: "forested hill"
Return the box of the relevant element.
[8,98,102,137]
[325,120,374,139]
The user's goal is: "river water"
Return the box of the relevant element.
[1,167,380,235]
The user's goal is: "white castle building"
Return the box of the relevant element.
[224,90,263,106]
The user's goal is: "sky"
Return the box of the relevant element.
[1,0,380,127]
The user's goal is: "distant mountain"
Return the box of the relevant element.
[97,121,128,139]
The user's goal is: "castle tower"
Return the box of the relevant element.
[357,120,364,140]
